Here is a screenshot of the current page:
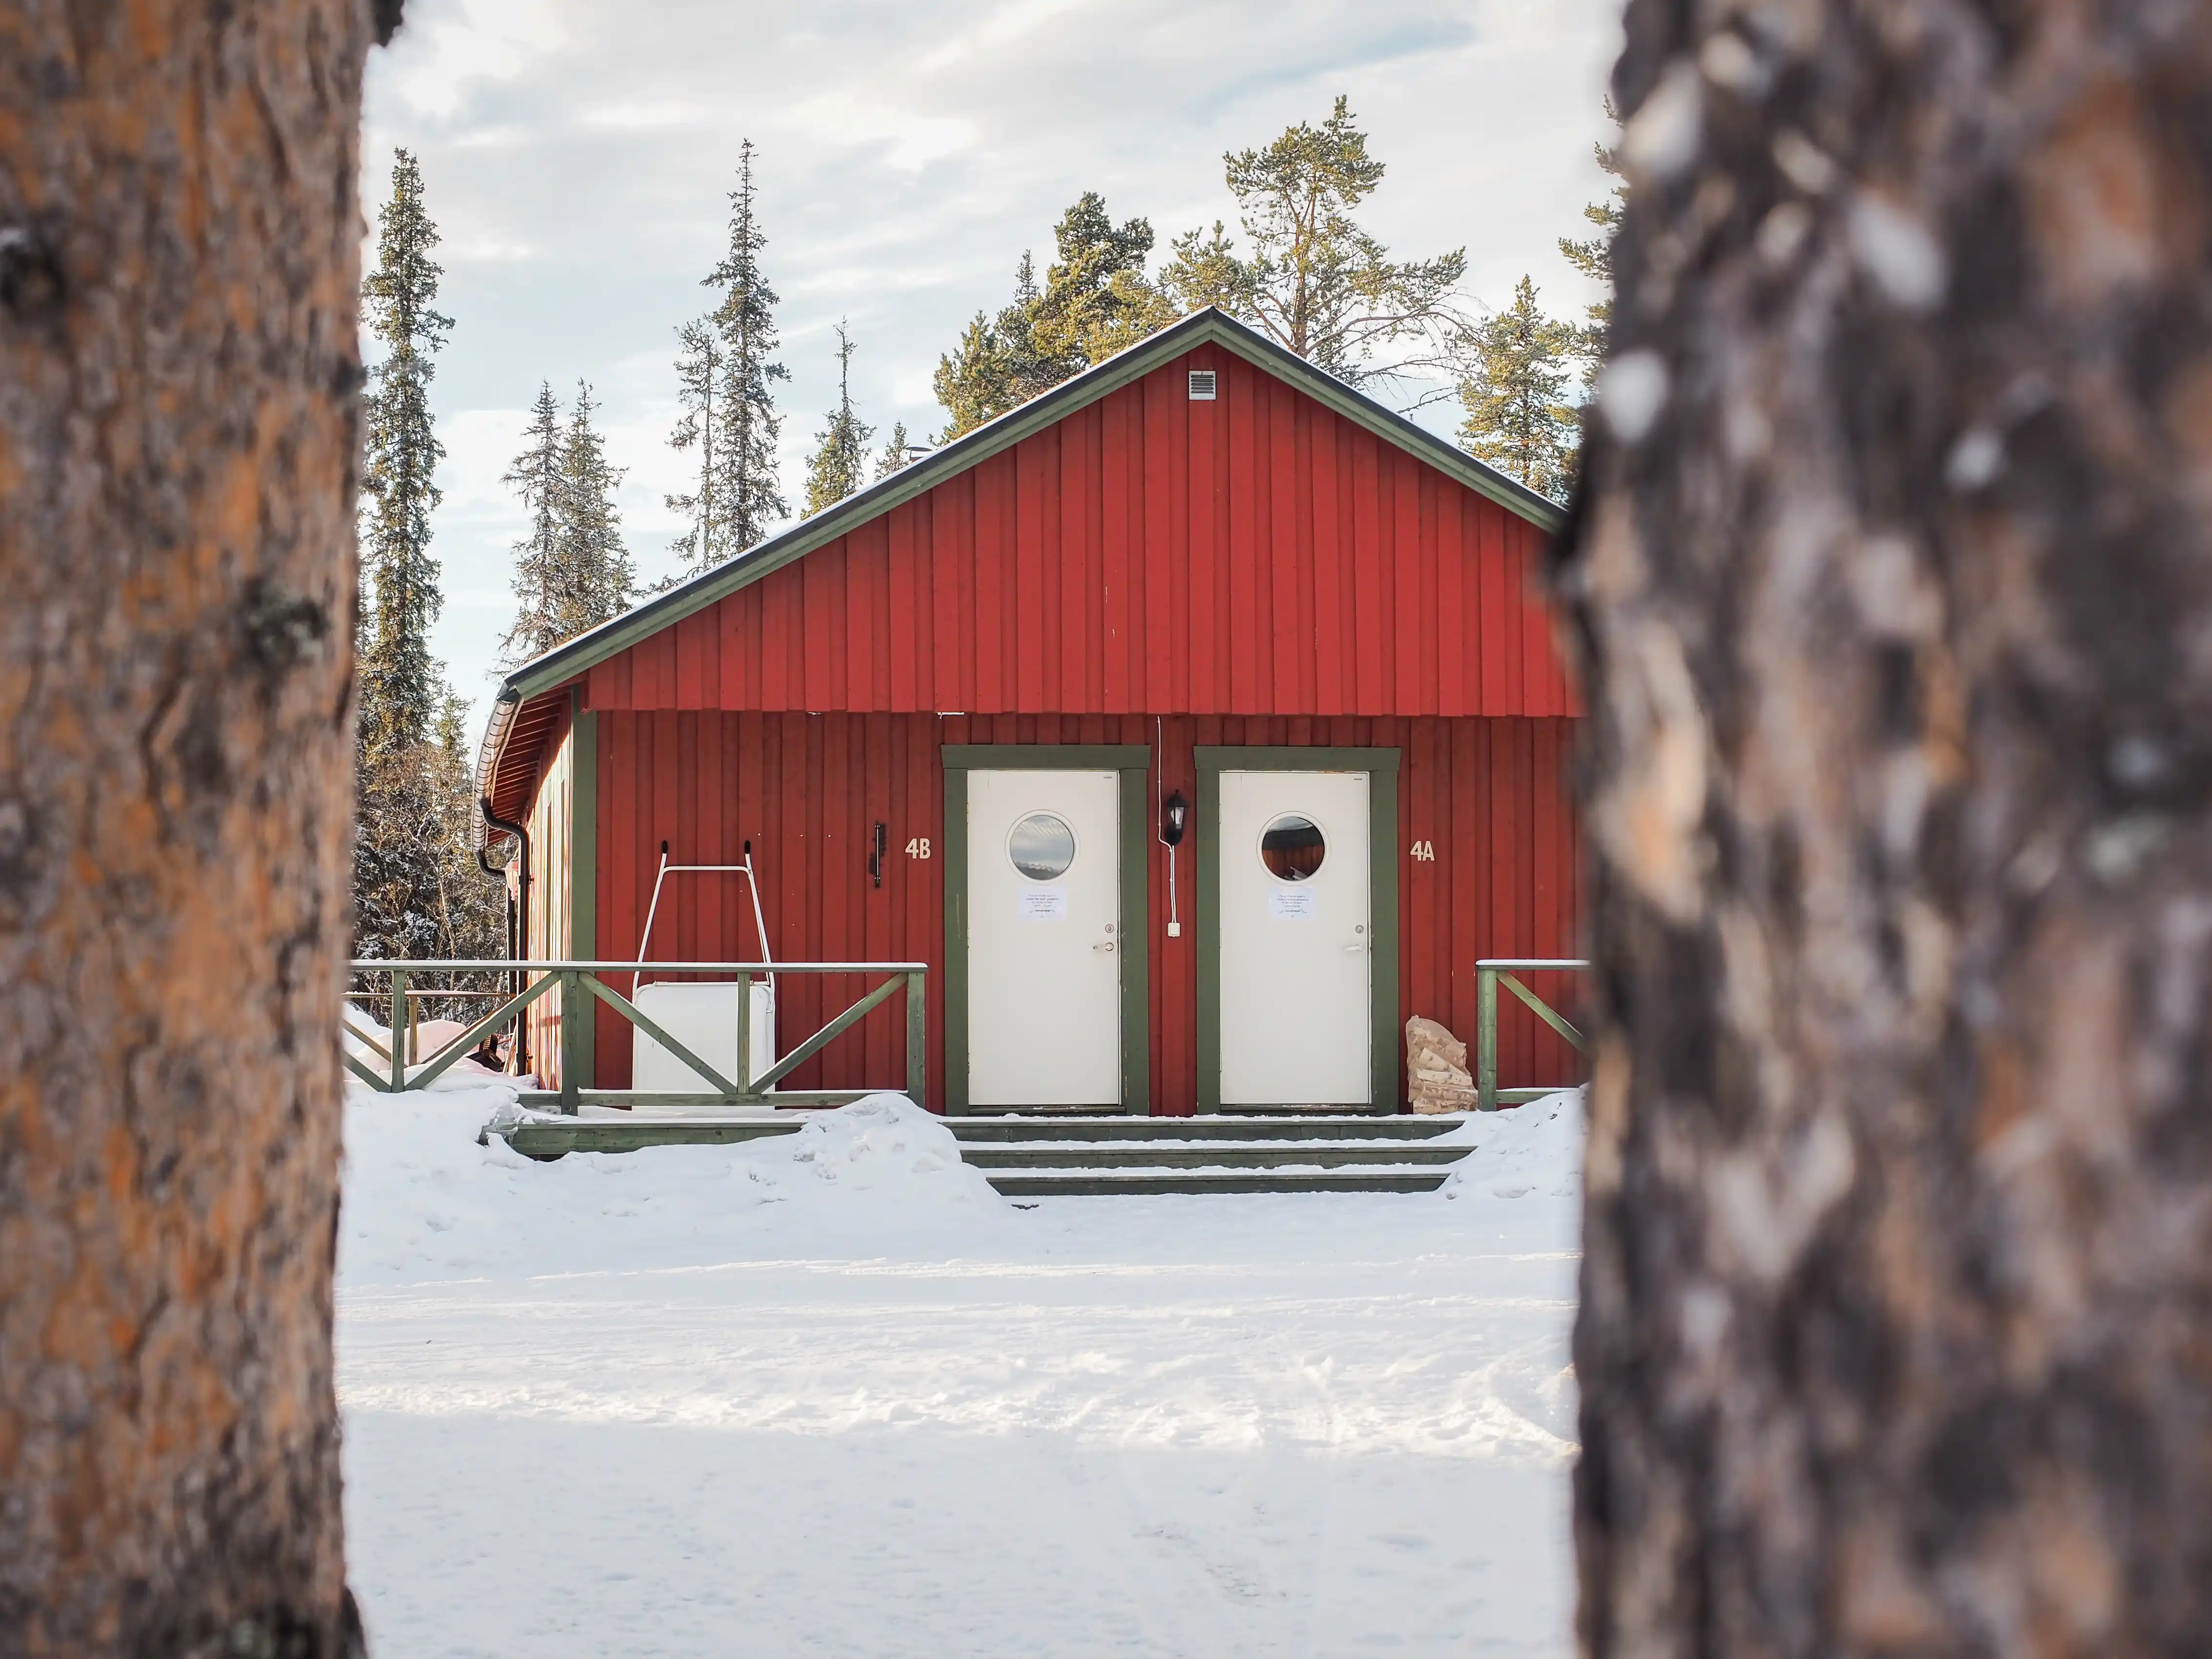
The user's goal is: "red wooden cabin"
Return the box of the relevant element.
[475,307,1582,1115]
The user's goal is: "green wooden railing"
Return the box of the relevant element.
[1474,958,1589,1112]
[343,960,927,1114]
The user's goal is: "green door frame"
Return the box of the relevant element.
[941,743,1152,1116]
[1194,746,1401,1114]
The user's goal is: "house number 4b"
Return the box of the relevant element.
[1409,840,1436,862]
[906,838,932,859]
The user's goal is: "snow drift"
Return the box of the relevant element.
[340,1087,1010,1286]
[1438,1087,1585,1202]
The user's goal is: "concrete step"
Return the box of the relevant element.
[499,1116,802,1158]
[947,1114,1461,1143]
[960,1142,1469,1171]
[986,1167,1453,1196]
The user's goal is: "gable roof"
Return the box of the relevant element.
[475,306,1561,830]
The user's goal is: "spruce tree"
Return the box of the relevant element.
[663,316,723,574]
[552,380,634,626]
[1455,275,1579,501]
[875,420,916,482]
[804,323,874,516]
[501,381,564,663]
[358,148,452,759]
[1162,97,1466,386]
[706,139,788,566]
[502,380,633,663]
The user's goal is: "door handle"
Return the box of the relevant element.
[1343,942,1368,953]
[1093,942,1116,954]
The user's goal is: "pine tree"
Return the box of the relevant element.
[501,381,564,663]
[933,194,1178,440]
[932,302,1028,441]
[4,15,370,1642]
[358,148,452,759]
[804,322,874,516]
[1568,6,2212,1647]
[1028,192,1180,376]
[663,316,723,574]
[1557,100,1625,384]
[875,420,916,482]
[1455,275,1579,501]
[698,138,789,571]
[1162,97,1466,386]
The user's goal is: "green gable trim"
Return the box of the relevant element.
[497,308,1562,711]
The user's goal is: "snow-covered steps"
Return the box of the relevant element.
[946,1113,1461,1143]
[483,1105,1481,1194]
[987,1167,1455,1197]
[959,1142,1468,1171]
[945,1113,1472,1195]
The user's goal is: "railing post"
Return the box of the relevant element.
[560,969,583,1116]
[905,970,927,1110]
[734,972,752,1101]
[1476,964,1498,1113]
[388,967,408,1092]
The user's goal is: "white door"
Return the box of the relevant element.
[1218,770,1372,1106]
[967,769,1122,1106]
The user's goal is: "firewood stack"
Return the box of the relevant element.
[1404,1015,1475,1114]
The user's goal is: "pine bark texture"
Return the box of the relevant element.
[0,3,368,1653]
[1564,3,2212,1654]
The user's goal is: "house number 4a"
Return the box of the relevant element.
[906,837,932,859]
[1409,840,1436,862]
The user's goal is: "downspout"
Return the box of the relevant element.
[480,798,531,1074]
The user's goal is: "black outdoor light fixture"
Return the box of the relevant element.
[1158,790,1189,939]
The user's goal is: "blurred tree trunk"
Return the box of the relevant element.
[1564,3,2212,1653]
[0,2,374,1652]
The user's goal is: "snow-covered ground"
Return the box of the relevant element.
[337,1084,1585,1658]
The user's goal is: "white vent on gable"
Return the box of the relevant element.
[1188,369,1217,401]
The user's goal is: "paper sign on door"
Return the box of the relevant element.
[1018,886,1069,920]
[1268,887,1317,921]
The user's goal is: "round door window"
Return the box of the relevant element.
[1259,813,1326,882]
[1008,811,1077,881]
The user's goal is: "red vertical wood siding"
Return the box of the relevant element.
[590,712,1582,1113]
[584,346,1576,721]
[522,342,1589,1111]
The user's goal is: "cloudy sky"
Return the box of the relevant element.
[363,0,1623,730]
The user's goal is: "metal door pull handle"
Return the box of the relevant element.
[1093,942,1116,953]
[1343,943,1367,953]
